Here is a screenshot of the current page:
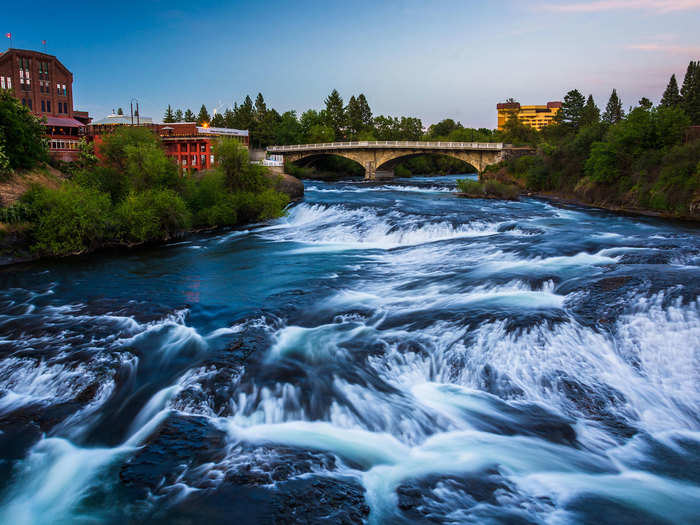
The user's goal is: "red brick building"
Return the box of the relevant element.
[88,121,249,171]
[0,48,90,162]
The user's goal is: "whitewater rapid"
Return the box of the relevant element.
[0,175,698,524]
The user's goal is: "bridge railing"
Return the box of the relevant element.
[267,141,504,152]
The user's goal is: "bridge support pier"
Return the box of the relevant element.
[364,162,394,180]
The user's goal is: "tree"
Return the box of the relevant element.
[254,93,267,121]
[324,89,345,140]
[117,107,124,115]
[0,90,47,171]
[211,112,225,127]
[680,60,700,124]
[222,108,235,128]
[345,95,363,137]
[184,109,196,122]
[357,94,372,129]
[275,110,303,145]
[197,104,211,126]
[660,74,681,108]
[174,109,183,122]
[602,89,624,124]
[213,138,263,192]
[234,96,255,130]
[638,97,653,110]
[163,105,176,123]
[581,94,600,126]
[556,89,586,129]
[429,119,461,138]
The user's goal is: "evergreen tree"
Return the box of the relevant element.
[254,93,267,121]
[174,109,183,122]
[357,94,373,129]
[324,89,345,140]
[223,108,235,128]
[581,94,600,126]
[638,97,653,110]
[211,112,225,127]
[556,89,586,129]
[602,89,624,124]
[197,104,211,126]
[117,107,124,115]
[183,109,196,122]
[235,96,255,130]
[660,74,681,108]
[345,95,363,137]
[163,104,175,123]
[680,60,700,124]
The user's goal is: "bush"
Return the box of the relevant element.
[113,189,191,243]
[484,179,520,199]
[457,179,484,194]
[585,141,620,183]
[21,184,111,255]
[233,189,289,223]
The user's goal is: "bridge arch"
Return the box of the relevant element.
[376,152,480,175]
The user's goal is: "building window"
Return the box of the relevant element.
[47,101,51,112]
[58,102,62,113]
[6,77,10,89]
[41,100,45,112]
[21,98,25,106]
[200,143,206,152]
[27,99,32,110]
[200,154,206,166]
[0,77,4,89]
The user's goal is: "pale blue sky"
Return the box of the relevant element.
[3,0,699,127]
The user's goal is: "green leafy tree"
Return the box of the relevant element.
[117,108,124,115]
[602,89,624,124]
[501,111,539,146]
[660,74,681,108]
[324,89,345,140]
[197,104,211,126]
[581,94,600,126]
[163,105,176,123]
[214,138,258,191]
[556,89,586,129]
[0,90,47,171]
[183,109,196,122]
[275,110,303,144]
[429,119,461,138]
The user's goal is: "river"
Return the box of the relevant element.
[0,174,699,524]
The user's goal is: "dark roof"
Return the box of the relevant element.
[45,116,85,127]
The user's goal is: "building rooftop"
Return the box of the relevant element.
[91,114,154,125]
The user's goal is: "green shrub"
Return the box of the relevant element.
[457,179,484,194]
[484,179,520,199]
[585,141,620,183]
[21,183,111,255]
[113,189,191,243]
[233,189,289,223]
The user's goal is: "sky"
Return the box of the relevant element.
[3,0,699,128]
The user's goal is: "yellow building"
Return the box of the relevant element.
[497,101,562,131]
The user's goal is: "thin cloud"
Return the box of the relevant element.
[627,43,700,54]
[539,1,700,12]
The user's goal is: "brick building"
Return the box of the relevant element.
[0,48,90,161]
[88,121,249,171]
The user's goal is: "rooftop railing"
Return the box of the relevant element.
[267,141,504,151]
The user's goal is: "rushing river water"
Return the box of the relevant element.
[0,174,699,524]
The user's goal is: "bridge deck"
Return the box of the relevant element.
[267,140,504,153]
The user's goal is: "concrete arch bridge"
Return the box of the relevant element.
[266,141,510,180]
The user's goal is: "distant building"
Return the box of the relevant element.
[0,48,90,162]
[88,121,249,171]
[91,114,154,126]
[497,101,562,131]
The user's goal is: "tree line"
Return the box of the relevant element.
[490,59,700,216]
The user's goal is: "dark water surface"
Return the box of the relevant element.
[1,175,699,524]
